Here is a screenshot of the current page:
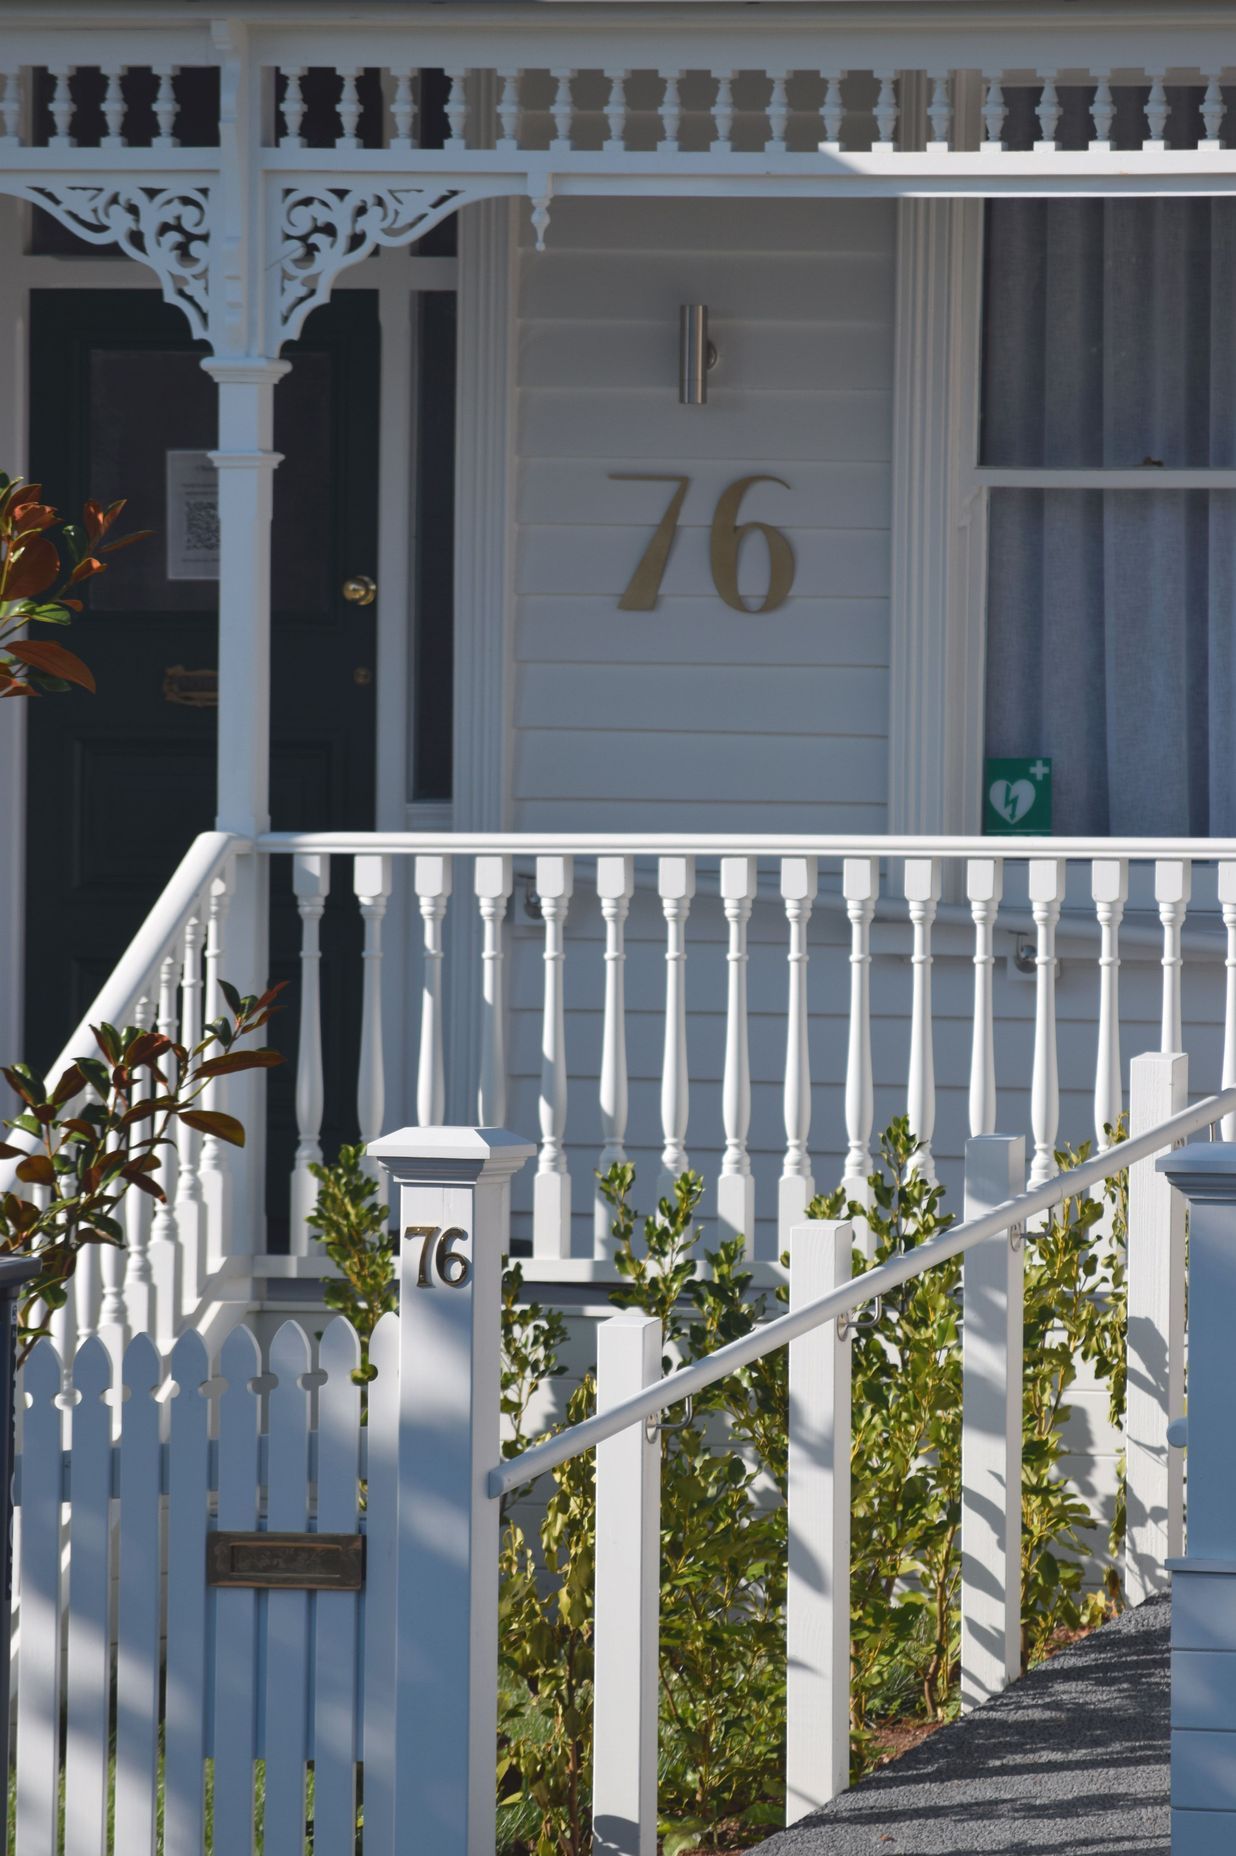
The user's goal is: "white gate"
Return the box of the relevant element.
[12,1313,399,1856]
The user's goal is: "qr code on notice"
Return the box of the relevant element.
[184,497,219,555]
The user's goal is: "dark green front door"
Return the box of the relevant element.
[25,287,380,1250]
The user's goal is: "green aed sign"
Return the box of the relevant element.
[984,757,1052,836]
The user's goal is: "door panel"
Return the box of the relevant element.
[26,288,380,1250]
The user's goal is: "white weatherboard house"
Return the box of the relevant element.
[7,4,1236,1853]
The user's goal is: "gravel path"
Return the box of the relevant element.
[747,1596,1170,1856]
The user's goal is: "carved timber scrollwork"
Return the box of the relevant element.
[275,184,465,345]
[17,185,211,337]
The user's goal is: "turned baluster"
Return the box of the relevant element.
[658,858,694,1198]
[821,72,845,150]
[337,67,361,149]
[497,68,520,149]
[1028,860,1065,1188]
[658,70,681,154]
[1144,73,1169,149]
[780,857,818,1243]
[927,73,952,149]
[48,64,74,145]
[904,859,941,1182]
[475,856,513,1127]
[967,859,1002,1138]
[101,63,126,148]
[149,950,181,1341]
[595,857,634,1256]
[1156,860,1190,1055]
[1090,74,1114,148]
[981,74,1006,150]
[289,854,329,1250]
[533,856,573,1258]
[0,64,23,149]
[1092,860,1127,1148]
[122,993,156,1337]
[414,854,452,1127]
[766,71,789,154]
[842,857,878,1202]
[603,69,628,153]
[355,854,392,1153]
[152,64,177,148]
[172,908,204,1307]
[1035,73,1061,149]
[550,68,574,152]
[872,71,898,150]
[197,869,233,1268]
[444,66,468,149]
[391,67,416,149]
[718,858,757,1248]
[280,66,306,148]
[712,70,734,153]
[1220,864,1236,1140]
[1201,75,1226,149]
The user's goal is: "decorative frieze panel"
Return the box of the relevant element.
[13,183,211,336]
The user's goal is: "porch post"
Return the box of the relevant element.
[1156,1145,1236,1854]
[370,1124,534,1856]
[202,357,289,1256]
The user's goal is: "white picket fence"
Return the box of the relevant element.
[13,1313,398,1856]
[11,1086,1234,1856]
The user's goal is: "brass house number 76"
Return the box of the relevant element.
[405,1224,472,1288]
[610,473,796,613]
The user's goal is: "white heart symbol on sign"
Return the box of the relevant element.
[989,778,1036,825]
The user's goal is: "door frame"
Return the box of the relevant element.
[0,200,456,1067]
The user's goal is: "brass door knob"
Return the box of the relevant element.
[342,574,377,606]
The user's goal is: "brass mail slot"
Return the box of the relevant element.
[206,1531,365,1591]
[162,664,218,708]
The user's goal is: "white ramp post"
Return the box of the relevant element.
[1125,1052,1187,1605]
[786,1219,853,1819]
[369,1125,535,1856]
[960,1134,1025,1710]
[1157,1145,1236,1855]
[593,1312,662,1856]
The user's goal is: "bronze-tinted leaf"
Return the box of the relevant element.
[194,1049,283,1079]
[15,1154,55,1186]
[178,1108,245,1146]
[3,534,59,600]
[5,639,95,693]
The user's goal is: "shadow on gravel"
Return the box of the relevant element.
[746,1596,1170,1856]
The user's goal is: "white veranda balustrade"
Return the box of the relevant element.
[9,830,1236,1362]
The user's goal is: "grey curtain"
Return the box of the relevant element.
[982,197,1236,836]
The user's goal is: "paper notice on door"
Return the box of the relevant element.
[166,450,219,581]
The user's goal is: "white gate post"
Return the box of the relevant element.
[786,1218,853,1819]
[592,1312,661,1856]
[1125,1052,1187,1605]
[369,1125,535,1856]
[1157,1145,1236,1855]
[960,1134,1025,1710]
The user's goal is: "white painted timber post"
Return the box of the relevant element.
[592,1312,661,1856]
[1125,1051,1187,1605]
[786,1219,853,1818]
[1220,863,1236,1142]
[658,857,694,1199]
[1156,859,1191,1056]
[718,857,757,1249]
[368,1125,534,1856]
[1156,1145,1236,1854]
[355,853,393,1151]
[960,1134,1025,1710]
[205,355,289,1256]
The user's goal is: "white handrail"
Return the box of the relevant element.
[486,1085,1236,1499]
[1,831,245,1188]
[261,830,1236,859]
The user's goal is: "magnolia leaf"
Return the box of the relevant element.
[194,1049,282,1080]
[3,534,59,601]
[5,637,95,693]
[178,1109,245,1147]
[15,1154,54,1186]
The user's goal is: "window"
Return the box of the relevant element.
[980,195,1236,835]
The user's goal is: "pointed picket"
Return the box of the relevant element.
[164,1329,210,1856]
[312,1318,362,1856]
[114,1333,163,1856]
[64,1337,114,1856]
[15,1340,64,1856]
[264,1322,313,1856]
[361,1310,400,1856]
[213,1324,262,1856]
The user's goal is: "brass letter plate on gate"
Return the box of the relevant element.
[207,1531,365,1591]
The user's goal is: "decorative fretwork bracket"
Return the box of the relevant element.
[272,183,471,347]
[12,183,211,339]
